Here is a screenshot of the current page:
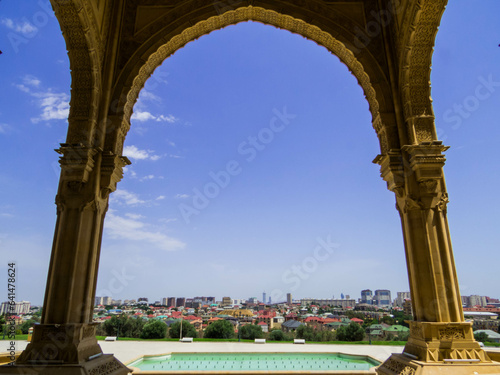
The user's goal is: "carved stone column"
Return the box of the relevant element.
[375,144,500,374]
[2,144,130,374]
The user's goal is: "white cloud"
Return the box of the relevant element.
[123,145,160,161]
[123,145,149,160]
[110,189,146,206]
[157,114,177,123]
[175,194,190,199]
[131,110,157,122]
[131,110,178,123]
[156,196,166,201]
[15,76,69,124]
[138,89,161,103]
[22,75,41,87]
[166,139,176,147]
[1,18,38,35]
[32,92,70,123]
[104,212,185,252]
[140,174,155,182]
[125,213,145,220]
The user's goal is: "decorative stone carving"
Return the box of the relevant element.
[404,196,423,213]
[88,358,124,375]
[435,193,449,212]
[418,179,438,194]
[410,324,423,339]
[100,152,131,198]
[55,144,99,184]
[439,327,466,340]
[381,359,416,375]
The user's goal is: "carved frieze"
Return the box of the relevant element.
[439,327,466,340]
[380,359,416,375]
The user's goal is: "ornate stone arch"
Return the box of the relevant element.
[106,5,397,157]
[399,0,448,144]
[51,0,106,145]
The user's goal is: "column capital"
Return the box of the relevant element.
[55,143,101,183]
[402,141,450,182]
[100,152,131,198]
[373,150,405,197]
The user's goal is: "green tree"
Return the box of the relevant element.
[19,320,36,334]
[269,329,289,341]
[336,322,365,342]
[169,321,197,339]
[474,332,490,343]
[295,325,315,341]
[141,319,167,339]
[239,324,263,340]
[204,320,234,339]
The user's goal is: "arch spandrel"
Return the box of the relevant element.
[106,5,399,158]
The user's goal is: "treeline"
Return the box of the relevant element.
[95,316,388,342]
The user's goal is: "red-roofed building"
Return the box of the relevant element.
[257,321,269,332]
[304,316,324,325]
[351,318,364,324]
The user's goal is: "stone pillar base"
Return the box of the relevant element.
[377,322,500,374]
[16,324,102,364]
[377,353,500,375]
[0,353,129,375]
[404,321,489,362]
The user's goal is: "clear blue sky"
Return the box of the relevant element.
[0,1,499,306]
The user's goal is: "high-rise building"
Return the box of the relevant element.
[361,289,373,305]
[102,296,113,305]
[263,292,266,304]
[287,293,292,305]
[373,290,391,307]
[138,297,148,304]
[468,295,488,307]
[0,301,31,315]
[395,292,411,307]
[403,299,413,316]
[176,297,186,307]
[167,297,176,307]
[222,296,232,306]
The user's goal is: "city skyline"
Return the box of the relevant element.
[0,2,499,306]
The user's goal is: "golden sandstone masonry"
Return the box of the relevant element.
[3,1,500,374]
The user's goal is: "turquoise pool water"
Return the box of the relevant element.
[128,352,380,372]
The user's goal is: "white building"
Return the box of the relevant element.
[0,301,31,315]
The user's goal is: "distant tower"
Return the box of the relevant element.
[341,293,345,300]
[287,293,292,305]
[263,291,266,304]
[361,289,373,305]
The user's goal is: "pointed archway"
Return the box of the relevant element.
[4,1,500,375]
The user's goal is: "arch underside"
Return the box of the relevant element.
[109,5,397,157]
